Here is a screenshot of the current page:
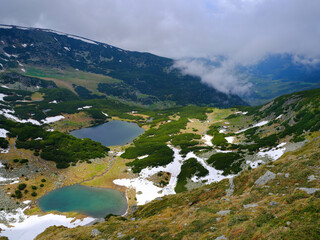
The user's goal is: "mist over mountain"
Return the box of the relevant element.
[0,25,246,107]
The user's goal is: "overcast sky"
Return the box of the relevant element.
[1,0,320,94]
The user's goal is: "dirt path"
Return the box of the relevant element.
[78,155,116,185]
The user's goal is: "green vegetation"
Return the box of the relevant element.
[175,158,209,193]
[0,119,109,168]
[0,138,9,149]
[123,106,210,172]
[207,152,243,175]
[18,183,27,191]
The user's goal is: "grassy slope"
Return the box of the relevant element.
[35,88,320,240]
[36,134,320,240]
[25,66,120,95]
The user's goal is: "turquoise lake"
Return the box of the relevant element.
[38,185,128,218]
[70,120,144,146]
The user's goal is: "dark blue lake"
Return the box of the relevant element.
[70,120,144,146]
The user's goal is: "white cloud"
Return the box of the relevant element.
[0,0,320,94]
[174,58,252,95]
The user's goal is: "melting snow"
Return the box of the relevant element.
[41,115,64,124]
[257,142,286,161]
[138,155,149,160]
[0,25,12,29]
[0,109,41,125]
[0,207,94,240]
[0,128,9,138]
[0,93,8,101]
[186,152,234,184]
[114,145,233,205]
[0,109,64,126]
[67,35,98,45]
[219,128,226,133]
[236,120,269,134]
[77,106,92,110]
[202,134,213,146]
[225,136,235,144]
[246,160,264,169]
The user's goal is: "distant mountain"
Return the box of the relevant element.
[0,24,246,108]
[243,53,320,105]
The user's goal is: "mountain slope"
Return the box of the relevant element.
[34,88,320,240]
[0,25,246,107]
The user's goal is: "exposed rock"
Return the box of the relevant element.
[255,171,276,186]
[297,188,320,194]
[243,203,258,209]
[269,201,279,206]
[91,229,101,237]
[216,210,230,216]
[216,235,228,240]
[308,175,316,182]
[226,177,234,197]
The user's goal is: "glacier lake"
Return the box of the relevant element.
[69,120,144,146]
[38,185,128,218]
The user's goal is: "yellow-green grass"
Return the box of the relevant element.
[24,66,121,95]
[30,92,44,101]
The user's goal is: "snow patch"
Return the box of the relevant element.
[0,93,8,101]
[257,143,286,161]
[186,152,234,184]
[246,160,264,169]
[202,134,213,146]
[0,207,94,240]
[236,120,269,134]
[64,46,70,51]
[20,68,26,73]
[41,115,64,124]
[219,128,226,133]
[77,106,92,110]
[225,136,235,144]
[0,25,12,29]
[0,109,41,125]
[0,128,9,138]
[102,112,109,117]
[49,100,58,104]
[114,146,234,205]
[67,35,98,45]
[117,151,124,156]
[138,155,149,160]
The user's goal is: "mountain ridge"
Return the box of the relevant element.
[0,24,246,108]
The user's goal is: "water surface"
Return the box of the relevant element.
[70,120,144,146]
[38,185,128,218]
